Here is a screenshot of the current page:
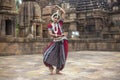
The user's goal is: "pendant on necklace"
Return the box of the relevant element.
[53,23,58,36]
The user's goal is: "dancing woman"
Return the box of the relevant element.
[43,5,68,74]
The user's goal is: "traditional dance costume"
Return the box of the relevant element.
[43,20,68,71]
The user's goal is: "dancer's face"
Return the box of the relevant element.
[53,16,59,23]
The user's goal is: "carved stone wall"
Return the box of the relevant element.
[0,38,120,56]
[63,0,120,39]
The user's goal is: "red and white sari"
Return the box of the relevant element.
[43,20,68,70]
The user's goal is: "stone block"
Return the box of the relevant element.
[116,43,120,51]
[96,43,107,50]
[89,43,96,50]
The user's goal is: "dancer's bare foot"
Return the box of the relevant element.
[56,69,62,75]
[49,66,54,75]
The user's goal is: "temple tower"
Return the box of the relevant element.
[0,0,17,37]
[75,0,109,38]
[19,0,43,38]
[105,0,120,40]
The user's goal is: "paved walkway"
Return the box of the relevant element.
[0,51,120,80]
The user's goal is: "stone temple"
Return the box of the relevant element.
[0,0,17,39]
[0,0,120,55]
[18,0,43,38]
[42,0,120,40]
[62,0,120,39]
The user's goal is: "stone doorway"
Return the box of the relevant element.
[43,30,48,38]
[85,25,95,33]
[36,25,40,36]
[5,20,12,35]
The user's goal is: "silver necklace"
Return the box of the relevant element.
[52,23,59,36]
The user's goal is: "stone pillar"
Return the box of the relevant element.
[32,23,36,38]
[1,19,5,36]
[0,16,1,36]
[95,19,103,31]
[40,24,43,38]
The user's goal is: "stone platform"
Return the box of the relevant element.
[0,51,120,80]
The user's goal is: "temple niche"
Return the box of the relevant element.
[18,0,43,38]
[0,0,17,37]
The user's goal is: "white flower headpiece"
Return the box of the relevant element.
[51,10,61,21]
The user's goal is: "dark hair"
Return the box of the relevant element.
[53,14,60,19]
